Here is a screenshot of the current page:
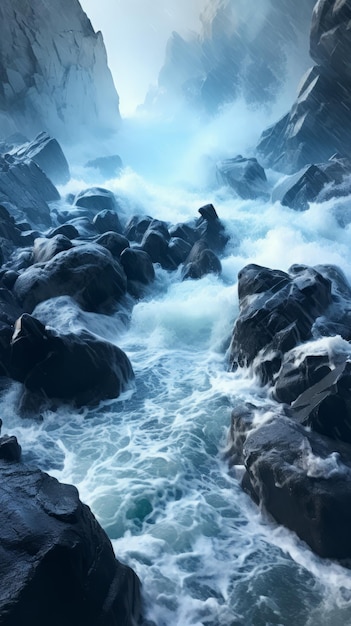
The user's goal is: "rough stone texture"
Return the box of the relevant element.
[257,0,351,173]
[0,0,120,142]
[243,416,351,559]
[229,263,332,374]
[11,132,70,185]
[0,155,57,227]
[181,240,222,280]
[10,314,134,408]
[217,156,269,200]
[13,244,127,313]
[0,457,141,625]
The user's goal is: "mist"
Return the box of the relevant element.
[79,0,207,114]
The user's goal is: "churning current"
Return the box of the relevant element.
[3,107,351,625]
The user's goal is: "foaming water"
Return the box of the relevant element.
[4,156,351,624]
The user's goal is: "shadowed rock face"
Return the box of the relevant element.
[257,0,351,173]
[149,0,315,114]
[0,454,141,626]
[0,0,120,142]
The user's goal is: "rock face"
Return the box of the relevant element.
[148,0,315,114]
[257,0,351,173]
[227,261,351,560]
[0,453,141,625]
[0,0,120,142]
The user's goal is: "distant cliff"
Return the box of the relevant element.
[148,0,316,114]
[0,0,120,142]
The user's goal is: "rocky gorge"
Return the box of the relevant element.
[2,0,351,624]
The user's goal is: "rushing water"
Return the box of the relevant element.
[3,111,351,624]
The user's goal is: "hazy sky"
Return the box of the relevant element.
[80,0,206,114]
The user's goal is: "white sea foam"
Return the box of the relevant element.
[4,107,351,625]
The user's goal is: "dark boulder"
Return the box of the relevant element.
[217,155,269,200]
[229,263,333,373]
[32,235,73,264]
[95,232,129,259]
[243,415,351,559]
[0,456,141,625]
[195,203,229,254]
[11,132,70,185]
[47,224,79,240]
[289,359,351,445]
[271,165,329,211]
[13,244,127,313]
[85,155,123,178]
[93,209,122,235]
[271,158,351,210]
[167,237,192,267]
[10,314,134,408]
[273,352,333,405]
[74,187,118,214]
[181,240,222,280]
[140,221,170,268]
[0,434,21,462]
[124,215,153,243]
[169,222,198,247]
[120,248,155,295]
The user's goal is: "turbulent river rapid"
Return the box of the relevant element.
[3,107,351,625]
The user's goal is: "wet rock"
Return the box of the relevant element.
[47,224,79,240]
[93,209,122,234]
[257,1,351,173]
[0,435,21,461]
[140,221,170,267]
[11,132,70,185]
[0,457,140,625]
[271,165,329,210]
[120,248,155,294]
[229,263,332,372]
[32,235,73,264]
[169,222,198,247]
[74,187,118,214]
[181,239,222,280]
[10,314,134,407]
[289,359,351,446]
[243,415,351,559]
[195,203,229,254]
[167,237,192,267]
[13,244,127,313]
[124,215,153,243]
[95,232,129,259]
[217,155,269,200]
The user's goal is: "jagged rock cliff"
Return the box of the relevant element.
[257,0,351,173]
[0,0,120,143]
[148,0,316,114]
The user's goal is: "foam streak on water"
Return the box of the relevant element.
[3,164,351,625]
